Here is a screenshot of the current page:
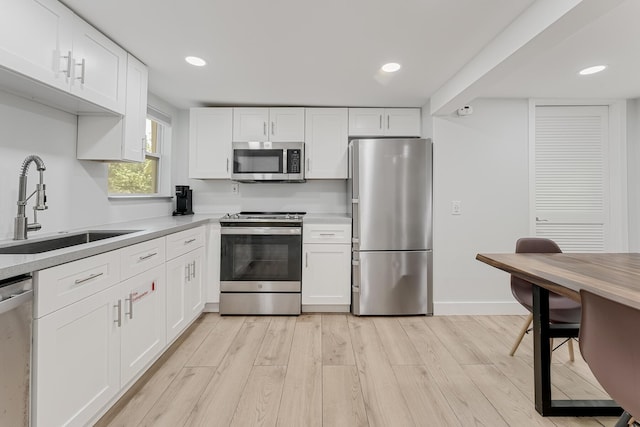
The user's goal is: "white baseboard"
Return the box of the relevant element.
[302,304,350,313]
[433,301,528,315]
[203,303,219,312]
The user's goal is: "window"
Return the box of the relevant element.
[108,113,170,196]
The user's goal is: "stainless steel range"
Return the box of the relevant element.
[219,212,304,315]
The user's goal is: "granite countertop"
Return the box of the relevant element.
[0,212,351,281]
[0,214,221,281]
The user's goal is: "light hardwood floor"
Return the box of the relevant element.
[96,314,619,427]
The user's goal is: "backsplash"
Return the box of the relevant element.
[188,179,348,214]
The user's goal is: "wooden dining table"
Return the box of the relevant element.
[476,252,640,417]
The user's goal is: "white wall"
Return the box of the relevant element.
[627,98,640,251]
[0,91,172,241]
[173,109,348,215]
[431,98,530,314]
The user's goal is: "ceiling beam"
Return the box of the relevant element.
[430,0,626,116]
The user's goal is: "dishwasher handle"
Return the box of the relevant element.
[0,289,33,315]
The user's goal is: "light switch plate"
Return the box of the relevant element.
[451,200,461,215]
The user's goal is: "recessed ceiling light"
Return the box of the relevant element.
[185,56,207,67]
[579,65,606,75]
[381,62,401,73]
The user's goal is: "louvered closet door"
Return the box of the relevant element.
[534,106,609,252]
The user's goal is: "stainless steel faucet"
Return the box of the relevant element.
[14,155,48,240]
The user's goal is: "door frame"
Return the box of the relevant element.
[528,99,628,251]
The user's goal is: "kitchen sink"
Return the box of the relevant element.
[0,230,140,254]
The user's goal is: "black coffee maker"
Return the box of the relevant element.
[173,185,194,216]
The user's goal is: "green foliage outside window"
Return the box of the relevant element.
[108,158,158,194]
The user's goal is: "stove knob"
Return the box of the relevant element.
[232,213,240,219]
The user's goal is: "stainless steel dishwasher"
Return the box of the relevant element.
[0,274,33,427]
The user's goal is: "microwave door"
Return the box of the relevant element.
[232,149,285,181]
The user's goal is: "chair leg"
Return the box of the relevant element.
[567,338,575,362]
[613,411,632,427]
[510,313,533,356]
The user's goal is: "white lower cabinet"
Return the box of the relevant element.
[119,264,166,385]
[302,222,351,311]
[166,227,206,343]
[166,247,204,343]
[34,285,121,427]
[34,264,166,427]
[302,243,351,306]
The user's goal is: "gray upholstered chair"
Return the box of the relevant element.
[579,290,640,427]
[509,237,582,359]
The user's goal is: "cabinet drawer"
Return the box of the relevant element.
[303,224,351,244]
[120,237,166,280]
[34,250,120,318]
[166,226,205,260]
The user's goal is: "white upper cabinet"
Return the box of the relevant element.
[348,108,421,137]
[189,107,233,179]
[304,108,348,179]
[77,54,148,162]
[0,0,127,115]
[69,16,127,114]
[270,108,305,141]
[385,108,422,137]
[0,0,73,93]
[233,107,304,142]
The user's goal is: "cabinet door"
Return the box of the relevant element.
[302,244,351,306]
[348,108,384,136]
[122,54,148,162]
[186,247,205,321]
[69,16,127,114]
[385,108,421,137]
[189,108,233,178]
[269,107,305,142]
[304,108,348,179]
[166,255,188,343]
[34,285,121,427]
[120,265,166,385]
[0,0,72,92]
[233,107,269,141]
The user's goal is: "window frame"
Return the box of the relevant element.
[107,107,172,199]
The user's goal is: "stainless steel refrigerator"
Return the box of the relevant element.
[349,138,432,315]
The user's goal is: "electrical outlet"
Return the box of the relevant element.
[451,200,462,215]
[231,183,239,194]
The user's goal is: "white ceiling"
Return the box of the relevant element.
[61,0,638,110]
[477,0,640,100]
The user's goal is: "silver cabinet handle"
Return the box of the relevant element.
[226,158,229,172]
[387,115,390,129]
[305,253,308,268]
[319,233,335,236]
[271,122,275,136]
[125,293,134,319]
[76,58,86,84]
[379,115,382,129]
[114,299,122,327]
[74,272,104,285]
[307,158,311,172]
[191,261,196,279]
[185,264,190,282]
[263,122,267,136]
[139,252,157,261]
[185,238,196,245]
[536,217,549,222]
[61,50,72,78]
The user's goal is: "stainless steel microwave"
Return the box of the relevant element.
[231,141,305,182]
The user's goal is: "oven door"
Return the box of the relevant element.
[220,227,302,292]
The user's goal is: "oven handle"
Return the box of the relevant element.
[221,227,301,235]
